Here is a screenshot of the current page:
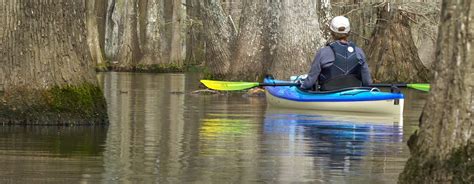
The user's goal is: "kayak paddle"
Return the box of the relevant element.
[369,83,430,92]
[200,80,298,91]
[200,80,430,92]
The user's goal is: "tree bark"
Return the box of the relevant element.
[398,0,474,183]
[198,0,235,79]
[318,0,333,42]
[0,1,108,124]
[267,0,326,79]
[169,0,185,66]
[185,0,205,66]
[367,3,430,83]
[221,0,241,28]
[225,0,266,81]
[161,0,186,69]
[87,0,108,70]
[138,0,164,66]
[105,0,142,70]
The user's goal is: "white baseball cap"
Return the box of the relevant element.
[330,16,350,34]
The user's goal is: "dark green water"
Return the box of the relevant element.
[0,72,427,183]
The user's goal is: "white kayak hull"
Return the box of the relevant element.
[266,91,404,115]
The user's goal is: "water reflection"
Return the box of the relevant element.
[0,72,425,183]
[97,72,415,183]
[0,126,107,183]
[101,72,191,183]
[261,108,404,183]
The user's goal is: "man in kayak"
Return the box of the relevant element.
[300,16,372,91]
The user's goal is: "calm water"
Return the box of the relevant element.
[0,72,427,183]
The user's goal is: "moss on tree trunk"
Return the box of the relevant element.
[400,137,474,183]
[0,84,108,125]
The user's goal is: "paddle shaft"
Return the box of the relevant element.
[259,82,299,87]
[261,83,411,87]
[260,83,408,87]
[369,84,407,88]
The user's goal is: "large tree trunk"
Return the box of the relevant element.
[105,0,188,72]
[198,0,236,79]
[221,0,241,28]
[398,0,474,183]
[169,0,185,66]
[113,0,142,69]
[267,0,326,79]
[138,0,164,67]
[225,0,266,81]
[185,0,206,65]
[0,1,108,124]
[317,0,333,42]
[87,0,108,70]
[184,0,205,66]
[367,3,430,83]
[161,0,186,69]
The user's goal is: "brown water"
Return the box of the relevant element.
[0,72,427,183]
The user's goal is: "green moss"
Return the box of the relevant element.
[448,145,474,183]
[400,144,474,183]
[46,83,106,116]
[95,62,109,72]
[0,84,107,124]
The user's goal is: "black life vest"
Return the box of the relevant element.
[318,41,363,91]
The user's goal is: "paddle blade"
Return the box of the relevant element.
[200,80,260,91]
[407,83,430,92]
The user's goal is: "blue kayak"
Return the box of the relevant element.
[264,77,404,115]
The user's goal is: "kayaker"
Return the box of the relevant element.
[300,16,372,91]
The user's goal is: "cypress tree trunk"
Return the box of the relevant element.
[226,0,266,81]
[317,0,333,42]
[105,0,138,69]
[367,3,430,83]
[87,0,108,70]
[169,0,185,66]
[267,0,325,79]
[0,1,108,124]
[138,0,164,67]
[185,0,205,66]
[161,0,186,70]
[398,0,473,183]
[198,0,236,79]
[105,0,187,72]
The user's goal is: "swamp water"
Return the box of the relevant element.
[0,72,427,183]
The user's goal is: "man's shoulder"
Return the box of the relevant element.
[319,46,333,53]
